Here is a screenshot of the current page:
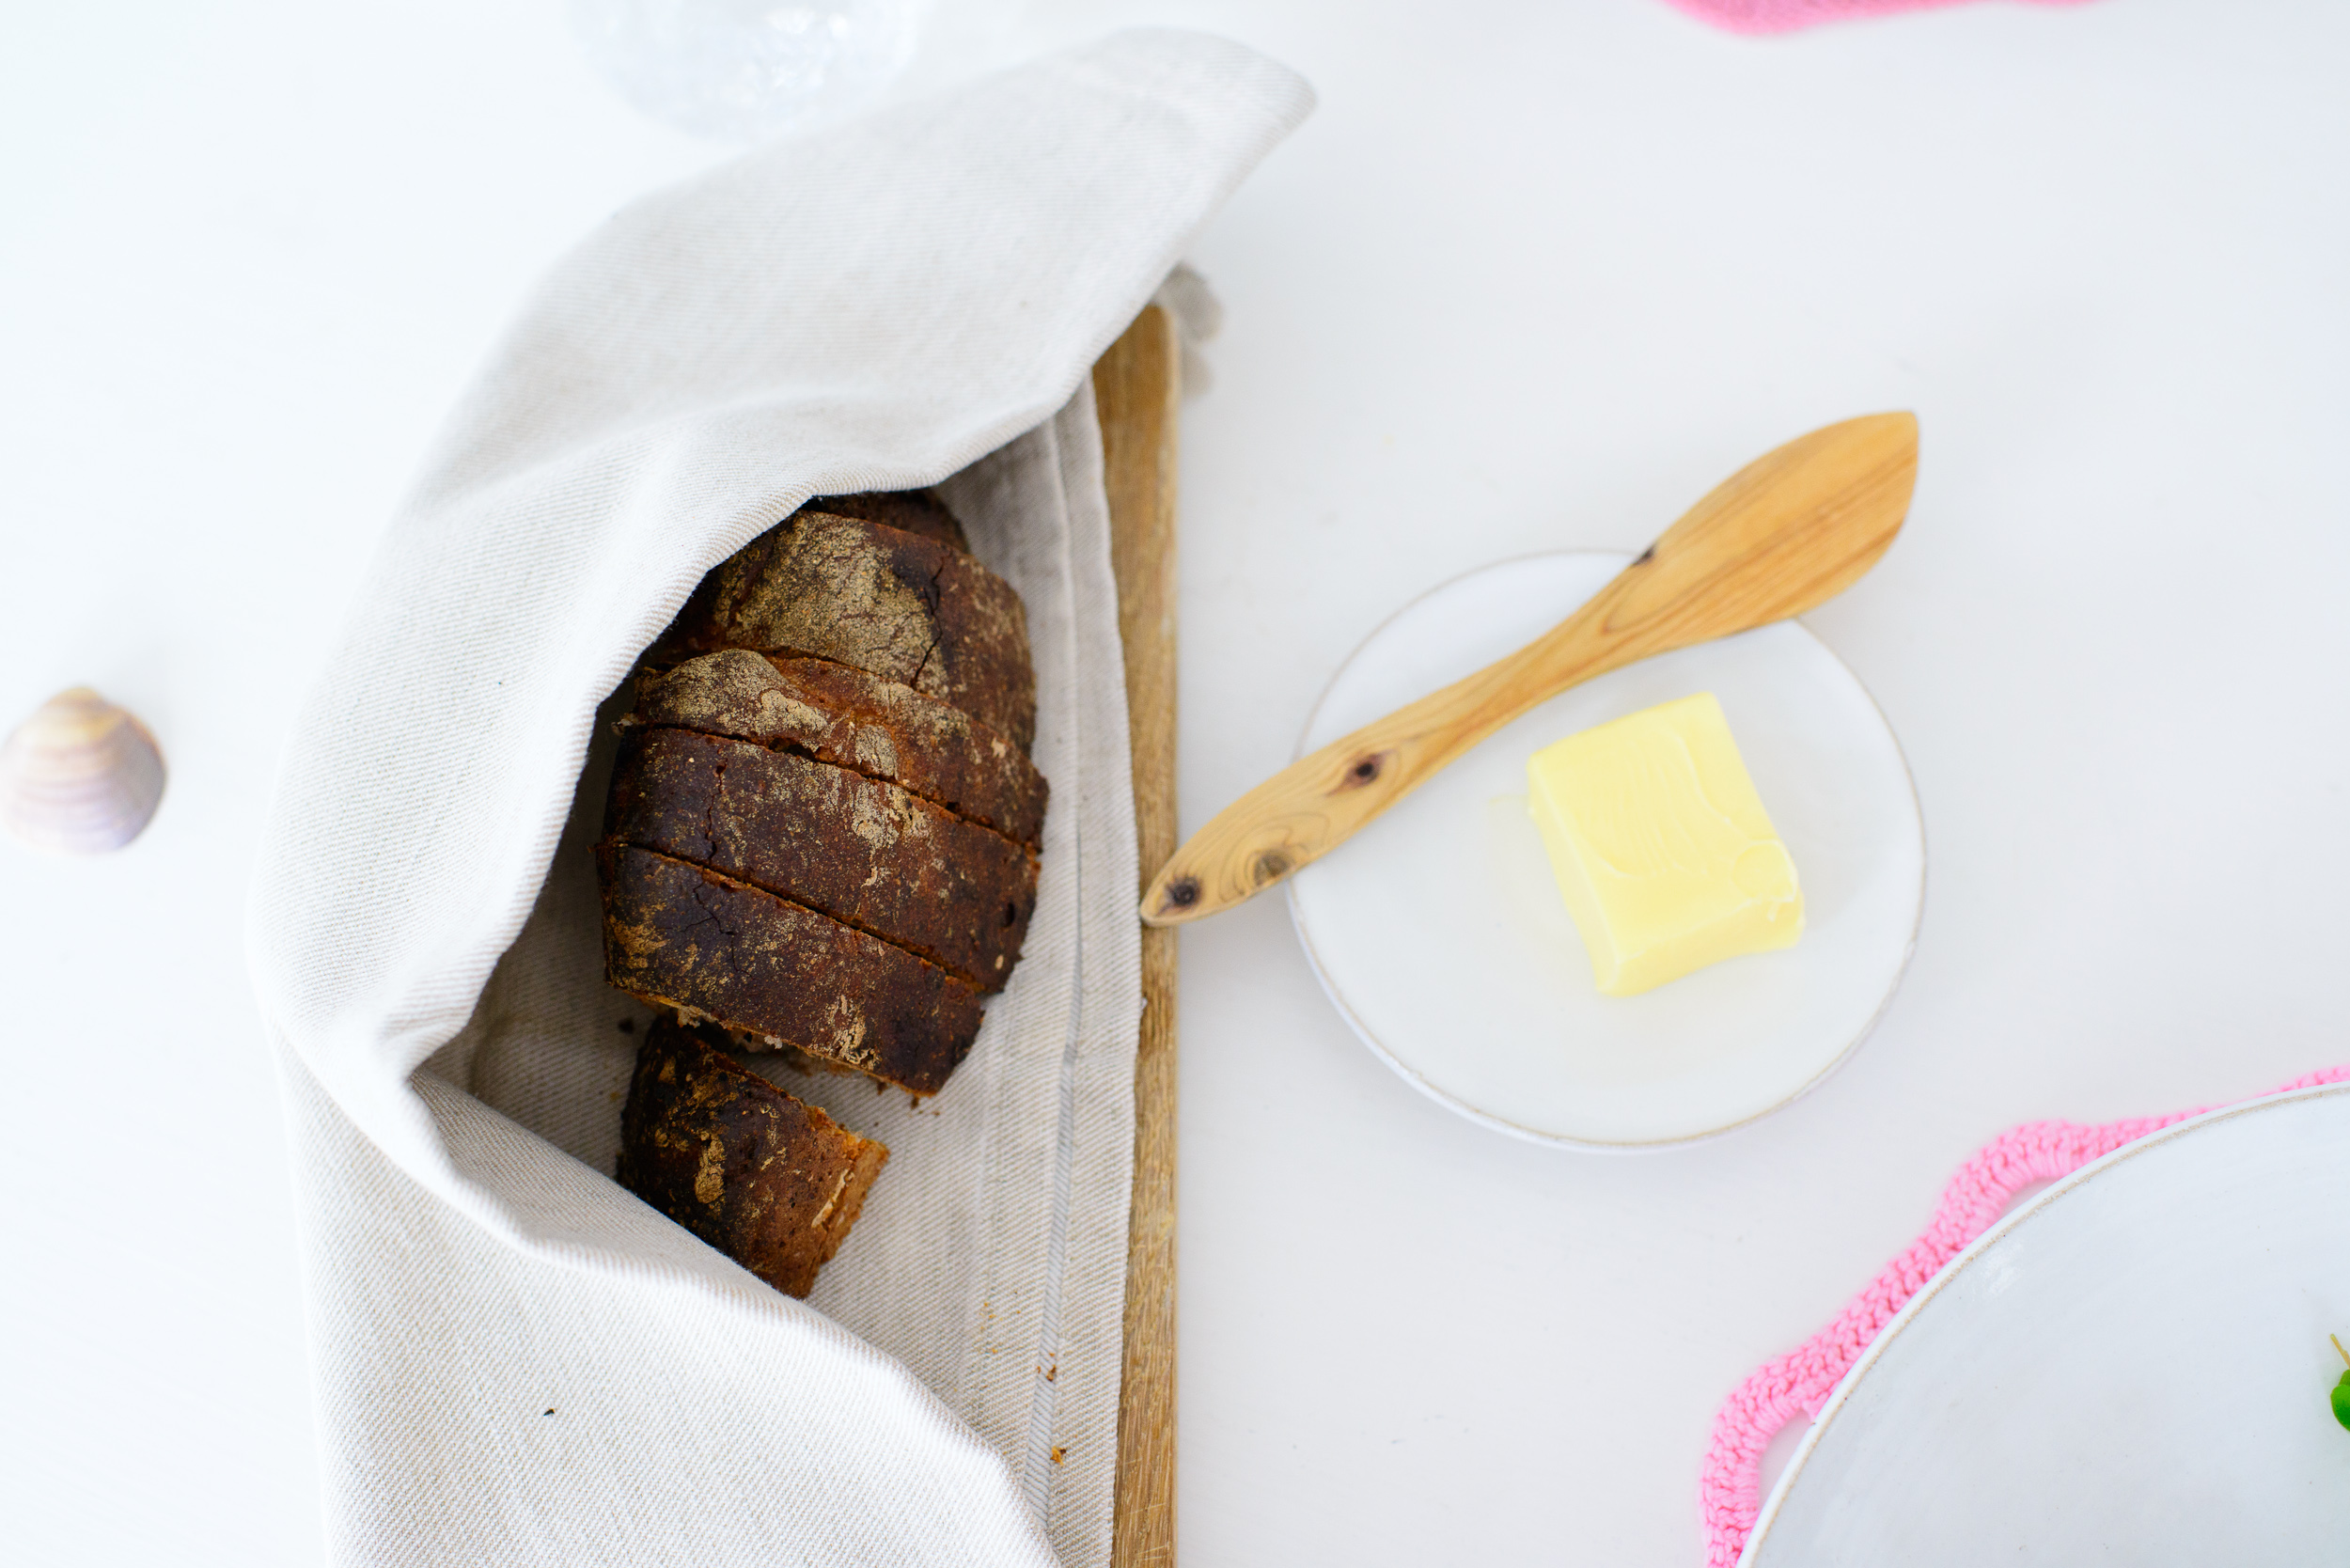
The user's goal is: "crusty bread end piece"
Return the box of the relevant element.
[803,490,969,554]
[619,1016,887,1298]
[649,510,1036,749]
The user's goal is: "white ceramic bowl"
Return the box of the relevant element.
[1286,551,1924,1148]
[1747,1082,2350,1563]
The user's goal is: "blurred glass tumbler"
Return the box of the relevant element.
[571,0,926,142]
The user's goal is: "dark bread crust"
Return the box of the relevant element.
[618,1016,888,1299]
[607,728,1038,991]
[649,510,1036,749]
[804,490,968,553]
[597,842,982,1094]
[626,649,1047,850]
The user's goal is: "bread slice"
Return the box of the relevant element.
[618,1016,888,1298]
[598,842,982,1094]
[607,728,1038,991]
[650,510,1036,749]
[626,649,1047,851]
[804,490,968,553]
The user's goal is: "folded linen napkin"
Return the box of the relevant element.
[246,32,1309,1567]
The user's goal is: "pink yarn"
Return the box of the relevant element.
[1700,1063,2350,1566]
[1660,0,2097,37]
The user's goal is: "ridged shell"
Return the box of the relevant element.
[0,687,166,855]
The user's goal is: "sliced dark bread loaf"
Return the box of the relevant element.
[619,1016,888,1298]
[625,649,1047,851]
[607,728,1038,991]
[598,842,982,1094]
[601,486,1041,1127]
[805,490,968,553]
[649,510,1036,749]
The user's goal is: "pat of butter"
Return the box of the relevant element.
[1526,693,1802,996]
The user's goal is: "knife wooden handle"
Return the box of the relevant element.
[1138,413,1919,927]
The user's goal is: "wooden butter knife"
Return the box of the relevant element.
[1138,412,1919,927]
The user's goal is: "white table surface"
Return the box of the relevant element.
[7,2,2345,1562]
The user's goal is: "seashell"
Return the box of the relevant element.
[0,687,166,855]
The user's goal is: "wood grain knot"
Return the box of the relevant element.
[1335,748,1394,792]
[1246,849,1292,887]
[1161,875,1200,911]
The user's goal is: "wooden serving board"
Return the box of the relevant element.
[1093,306,1180,1568]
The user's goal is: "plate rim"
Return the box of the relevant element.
[1741,1078,2350,1562]
[1283,547,1928,1152]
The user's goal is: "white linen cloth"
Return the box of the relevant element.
[245,33,1310,1567]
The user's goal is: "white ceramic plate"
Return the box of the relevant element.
[1747,1083,2350,1563]
[1286,552,1923,1148]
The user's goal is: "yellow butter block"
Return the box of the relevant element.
[1526,693,1802,996]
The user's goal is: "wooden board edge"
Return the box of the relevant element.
[1095,304,1181,1568]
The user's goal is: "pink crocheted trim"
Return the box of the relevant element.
[1659,0,2096,38]
[1700,1064,2350,1566]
